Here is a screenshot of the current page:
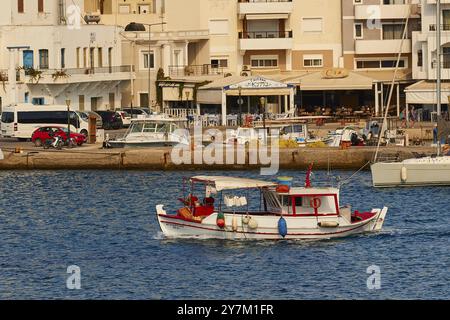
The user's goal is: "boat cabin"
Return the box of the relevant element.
[177,176,342,221]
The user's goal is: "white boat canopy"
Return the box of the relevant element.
[191,176,277,191]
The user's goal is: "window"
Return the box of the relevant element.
[38,0,44,13]
[98,48,103,67]
[304,55,323,67]
[209,19,229,35]
[83,48,87,68]
[443,47,450,69]
[211,59,228,68]
[250,56,278,68]
[18,0,24,13]
[39,49,49,69]
[143,51,154,69]
[1,112,14,123]
[382,24,405,40]
[383,0,406,4]
[60,48,65,69]
[417,50,423,67]
[76,48,80,68]
[302,18,323,33]
[356,59,406,69]
[354,23,363,39]
[23,50,34,69]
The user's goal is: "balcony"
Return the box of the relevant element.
[24,66,134,84]
[354,4,419,20]
[168,64,225,77]
[238,0,293,16]
[239,30,293,50]
[355,39,412,55]
[429,24,450,31]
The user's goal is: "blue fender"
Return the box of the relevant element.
[278,217,288,238]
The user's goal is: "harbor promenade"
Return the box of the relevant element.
[0,144,436,171]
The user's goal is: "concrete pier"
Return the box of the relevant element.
[0,146,436,171]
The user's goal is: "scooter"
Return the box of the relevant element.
[43,135,64,150]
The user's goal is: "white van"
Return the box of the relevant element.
[1,103,89,140]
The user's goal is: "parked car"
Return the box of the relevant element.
[122,108,150,119]
[115,110,132,127]
[96,111,123,130]
[80,111,103,129]
[31,126,87,147]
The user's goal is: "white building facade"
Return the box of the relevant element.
[0,0,132,112]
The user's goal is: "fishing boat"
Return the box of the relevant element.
[155,169,388,240]
[107,118,189,148]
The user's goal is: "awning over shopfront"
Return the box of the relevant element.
[296,70,374,91]
[405,80,450,104]
[197,75,296,125]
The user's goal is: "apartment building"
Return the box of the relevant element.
[407,0,450,119]
[0,0,132,112]
[82,0,428,117]
[341,0,421,115]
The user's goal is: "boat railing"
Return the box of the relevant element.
[375,153,401,163]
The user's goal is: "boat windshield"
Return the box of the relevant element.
[156,123,170,133]
[130,122,144,133]
[143,122,157,132]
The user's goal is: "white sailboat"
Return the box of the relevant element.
[371,1,450,187]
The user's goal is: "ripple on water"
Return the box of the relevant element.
[0,170,448,299]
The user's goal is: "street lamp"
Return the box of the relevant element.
[141,22,167,113]
[66,99,71,145]
[238,86,243,126]
[260,96,267,142]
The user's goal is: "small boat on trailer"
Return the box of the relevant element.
[156,170,388,240]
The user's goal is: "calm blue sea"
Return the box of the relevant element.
[0,170,448,300]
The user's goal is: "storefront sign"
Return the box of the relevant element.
[228,77,288,90]
[321,68,349,79]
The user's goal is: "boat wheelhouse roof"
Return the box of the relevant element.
[191,176,277,191]
[280,187,339,196]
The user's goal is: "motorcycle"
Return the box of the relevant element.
[43,135,64,150]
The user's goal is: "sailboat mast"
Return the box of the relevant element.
[373,2,411,163]
[437,0,442,117]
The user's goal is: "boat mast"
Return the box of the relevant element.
[373,2,411,162]
[437,0,442,156]
[437,0,442,118]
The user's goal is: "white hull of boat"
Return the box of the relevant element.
[371,156,450,187]
[156,208,387,240]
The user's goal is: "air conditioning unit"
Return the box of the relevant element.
[242,65,251,71]
[84,14,101,24]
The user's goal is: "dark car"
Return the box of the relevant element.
[122,108,150,118]
[96,111,123,130]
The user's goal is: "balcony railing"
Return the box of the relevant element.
[431,59,450,69]
[429,24,450,31]
[24,65,134,77]
[239,30,293,39]
[238,0,292,2]
[168,64,225,77]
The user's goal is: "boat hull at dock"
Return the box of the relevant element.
[156,209,387,240]
[371,156,450,187]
